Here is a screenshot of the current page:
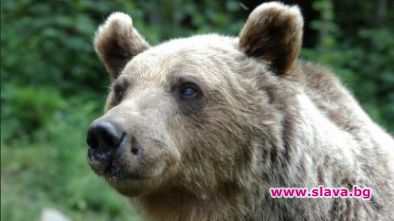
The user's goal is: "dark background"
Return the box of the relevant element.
[1,0,393,220]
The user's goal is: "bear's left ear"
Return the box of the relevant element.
[94,12,150,80]
[239,2,303,75]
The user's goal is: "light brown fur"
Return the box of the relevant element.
[90,2,394,220]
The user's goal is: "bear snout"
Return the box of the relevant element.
[87,119,148,179]
[87,120,125,152]
[87,120,125,174]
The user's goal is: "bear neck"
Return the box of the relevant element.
[136,184,248,221]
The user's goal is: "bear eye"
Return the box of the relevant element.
[112,80,129,105]
[179,83,200,99]
[114,85,124,99]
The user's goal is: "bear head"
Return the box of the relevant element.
[87,2,303,197]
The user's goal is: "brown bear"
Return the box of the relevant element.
[86,2,394,220]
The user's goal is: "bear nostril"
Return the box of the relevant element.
[87,120,124,151]
[87,128,99,150]
[131,147,140,156]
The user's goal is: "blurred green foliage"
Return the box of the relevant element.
[303,0,394,129]
[1,0,393,220]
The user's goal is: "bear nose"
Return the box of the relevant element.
[87,120,124,151]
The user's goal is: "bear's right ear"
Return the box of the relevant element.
[239,2,303,75]
[94,12,150,80]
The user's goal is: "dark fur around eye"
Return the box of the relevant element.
[112,80,130,105]
[173,81,204,115]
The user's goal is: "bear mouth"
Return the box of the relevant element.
[88,148,146,181]
[102,157,170,197]
[88,144,168,184]
[103,163,146,181]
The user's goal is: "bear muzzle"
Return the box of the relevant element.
[86,119,144,180]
